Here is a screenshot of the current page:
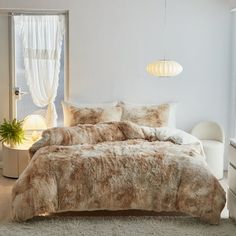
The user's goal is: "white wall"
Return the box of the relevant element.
[229,0,236,8]
[0,0,233,168]
[0,15,10,164]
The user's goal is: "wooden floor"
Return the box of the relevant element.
[0,169,229,222]
[0,169,15,222]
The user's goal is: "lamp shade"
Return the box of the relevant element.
[146,60,183,77]
[23,115,47,131]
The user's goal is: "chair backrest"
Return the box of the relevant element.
[191,121,225,143]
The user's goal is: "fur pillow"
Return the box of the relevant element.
[119,102,170,128]
[62,101,122,126]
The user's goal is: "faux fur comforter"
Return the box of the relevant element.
[12,122,226,224]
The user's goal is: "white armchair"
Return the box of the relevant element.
[191,121,225,180]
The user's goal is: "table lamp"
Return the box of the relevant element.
[23,114,47,142]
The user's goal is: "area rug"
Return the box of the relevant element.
[0,216,235,236]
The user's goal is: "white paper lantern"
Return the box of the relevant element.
[146,60,183,77]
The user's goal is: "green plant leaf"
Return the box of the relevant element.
[0,118,25,145]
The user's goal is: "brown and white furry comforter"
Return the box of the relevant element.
[12,122,226,224]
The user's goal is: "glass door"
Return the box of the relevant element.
[11,13,68,127]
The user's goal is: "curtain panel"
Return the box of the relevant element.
[14,15,65,128]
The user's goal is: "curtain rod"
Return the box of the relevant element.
[0,10,68,16]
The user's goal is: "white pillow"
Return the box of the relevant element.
[168,103,178,128]
[155,127,200,145]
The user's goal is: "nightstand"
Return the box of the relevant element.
[228,138,236,221]
[2,142,32,178]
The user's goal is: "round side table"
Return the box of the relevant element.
[2,142,32,178]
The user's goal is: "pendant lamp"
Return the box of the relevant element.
[146,0,183,77]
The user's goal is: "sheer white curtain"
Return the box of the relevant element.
[14,15,65,128]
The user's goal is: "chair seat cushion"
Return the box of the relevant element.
[201,139,224,179]
[201,140,223,149]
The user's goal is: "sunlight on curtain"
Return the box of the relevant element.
[14,15,65,128]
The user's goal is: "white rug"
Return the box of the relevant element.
[0,216,235,236]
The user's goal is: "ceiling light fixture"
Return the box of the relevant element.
[146,0,183,77]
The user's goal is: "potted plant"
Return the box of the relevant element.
[0,118,25,148]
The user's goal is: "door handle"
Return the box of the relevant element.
[14,87,28,99]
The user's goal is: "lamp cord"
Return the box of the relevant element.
[163,0,167,61]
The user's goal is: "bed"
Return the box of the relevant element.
[11,102,226,224]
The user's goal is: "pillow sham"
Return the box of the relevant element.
[62,101,122,127]
[118,101,174,128]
